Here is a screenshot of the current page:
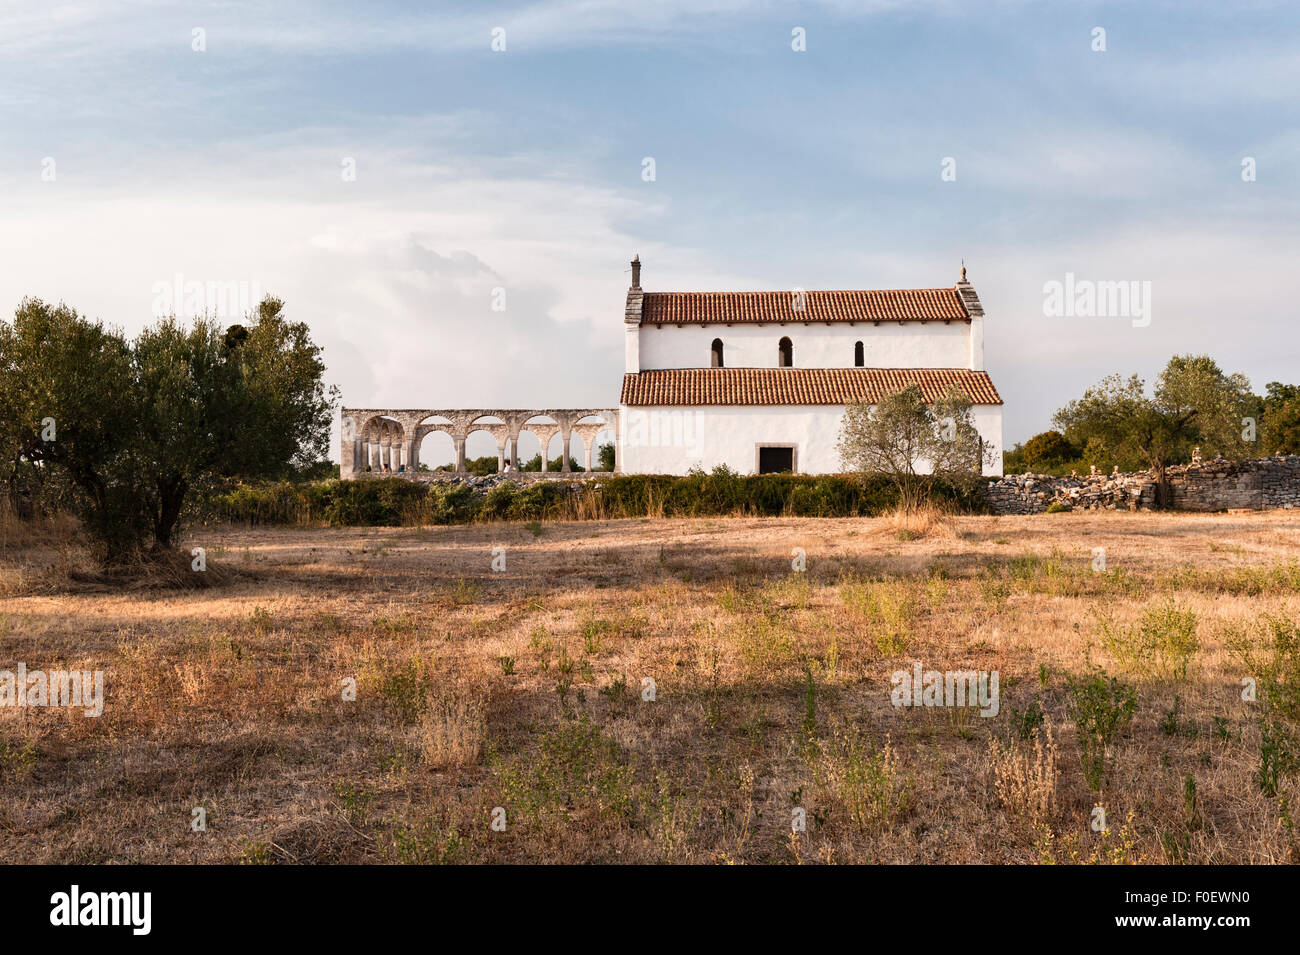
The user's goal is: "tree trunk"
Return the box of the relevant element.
[154,478,187,548]
[1152,463,1171,508]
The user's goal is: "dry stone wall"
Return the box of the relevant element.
[986,456,1300,514]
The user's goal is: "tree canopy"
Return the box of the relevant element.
[1019,430,1079,473]
[837,384,991,509]
[1261,382,1300,455]
[0,296,336,562]
[1051,354,1256,504]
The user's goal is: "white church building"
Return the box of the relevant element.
[341,257,1003,479]
[617,257,1003,477]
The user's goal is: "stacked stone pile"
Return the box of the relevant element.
[1168,455,1300,511]
[985,470,1153,514]
[1255,455,1300,508]
[392,470,605,487]
[986,455,1300,515]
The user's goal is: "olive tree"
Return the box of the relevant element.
[837,384,990,510]
[133,297,336,547]
[1052,355,1255,506]
[0,299,147,560]
[0,295,336,562]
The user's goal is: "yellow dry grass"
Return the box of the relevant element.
[2,510,1299,864]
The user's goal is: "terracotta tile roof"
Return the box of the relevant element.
[621,367,1002,406]
[639,288,969,325]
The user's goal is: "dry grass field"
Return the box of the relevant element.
[2,509,1299,864]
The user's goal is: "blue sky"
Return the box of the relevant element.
[2,0,1297,464]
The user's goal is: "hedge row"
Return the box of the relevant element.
[201,471,987,527]
[585,472,982,518]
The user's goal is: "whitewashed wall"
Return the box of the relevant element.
[619,404,1003,476]
[637,321,973,371]
[973,406,1003,476]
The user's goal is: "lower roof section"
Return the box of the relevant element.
[621,367,1003,407]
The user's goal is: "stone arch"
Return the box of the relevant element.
[592,426,617,471]
[414,414,458,472]
[499,412,531,470]
[569,431,590,472]
[466,415,509,473]
[520,414,561,473]
[515,428,551,469]
[357,414,406,473]
[418,429,456,472]
[572,413,616,473]
[711,337,724,368]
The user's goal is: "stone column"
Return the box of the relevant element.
[339,420,353,478]
[560,428,572,472]
[530,425,560,473]
[613,411,622,474]
[454,435,467,473]
[496,443,506,474]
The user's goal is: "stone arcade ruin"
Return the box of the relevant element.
[340,409,620,480]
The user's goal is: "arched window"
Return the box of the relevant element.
[854,341,864,366]
[778,336,793,367]
[711,338,724,368]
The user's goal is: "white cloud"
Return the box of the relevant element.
[0,0,971,64]
[0,125,685,468]
[974,220,1300,444]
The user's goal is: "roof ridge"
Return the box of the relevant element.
[638,287,970,324]
[630,365,986,370]
[641,288,960,295]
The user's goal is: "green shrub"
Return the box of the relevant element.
[1227,614,1300,797]
[1009,698,1045,740]
[1066,668,1138,790]
[1021,430,1079,473]
[591,471,976,519]
[480,482,518,520]
[1228,613,1300,722]
[321,479,429,526]
[1258,718,1297,798]
[1099,600,1199,682]
[492,716,637,824]
[202,470,991,528]
[508,481,569,520]
[428,483,479,524]
[811,731,909,829]
[204,480,311,524]
[464,455,498,476]
[519,453,582,472]
[374,659,430,724]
